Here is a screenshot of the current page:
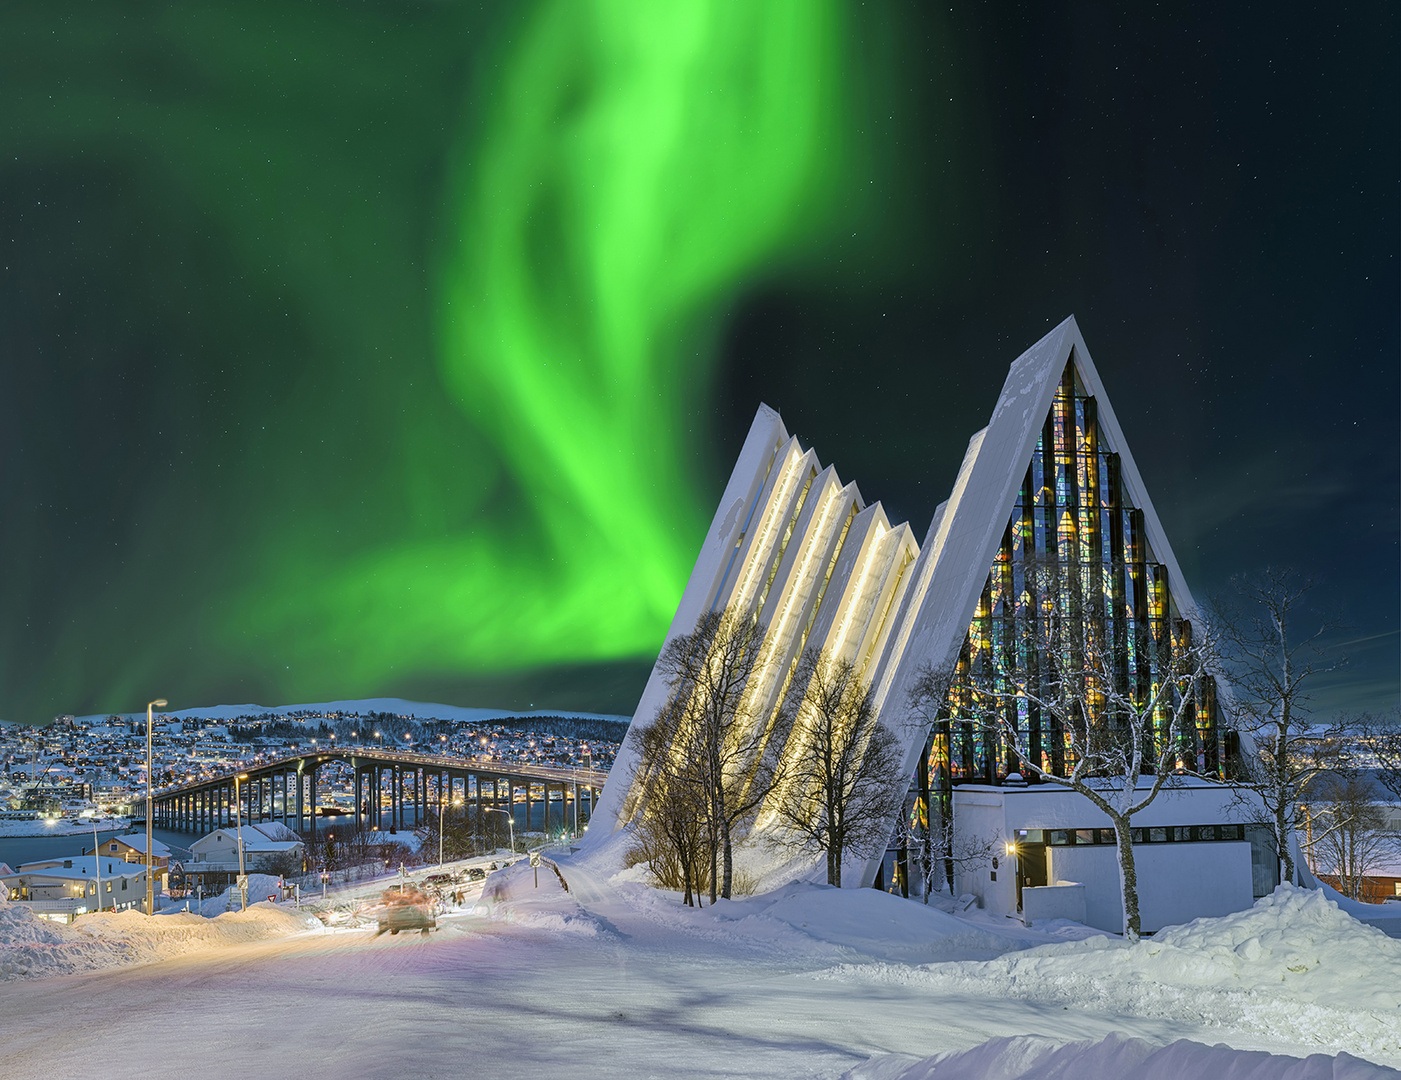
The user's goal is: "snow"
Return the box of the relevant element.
[821,885,1401,1064]
[0,847,1396,1079]
[180,873,291,915]
[0,893,318,980]
[1313,876,1401,936]
[0,816,131,838]
[848,1033,1396,1079]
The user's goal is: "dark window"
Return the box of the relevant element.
[1075,830,1095,845]
[1048,830,1070,846]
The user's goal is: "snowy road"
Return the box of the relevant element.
[2,859,1376,1080]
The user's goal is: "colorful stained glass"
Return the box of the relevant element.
[925,357,1222,792]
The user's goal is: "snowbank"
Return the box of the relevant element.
[687,883,1026,963]
[0,896,321,980]
[823,885,1401,1064]
[181,873,289,915]
[847,1032,1398,1080]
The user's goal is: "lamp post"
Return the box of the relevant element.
[437,786,463,869]
[92,816,103,914]
[234,772,249,911]
[485,805,514,855]
[145,698,167,916]
[581,744,592,834]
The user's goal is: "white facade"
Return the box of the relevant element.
[190,821,303,865]
[2,856,148,920]
[951,779,1263,933]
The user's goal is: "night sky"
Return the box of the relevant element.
[1,3,1395,723]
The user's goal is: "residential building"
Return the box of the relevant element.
[2,856,148,921]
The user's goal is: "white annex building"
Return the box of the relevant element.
[594,317,1279,933]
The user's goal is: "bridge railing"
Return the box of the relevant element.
[150,750,609,801]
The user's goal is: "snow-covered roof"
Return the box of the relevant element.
[191,823,304,851]
[96,835,170,857]
[11,858,146,881]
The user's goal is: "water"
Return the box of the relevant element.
[0,826,199,870]
[0,801,591,870]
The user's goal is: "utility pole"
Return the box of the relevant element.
[145,698,167,915]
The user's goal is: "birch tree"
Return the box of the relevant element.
[1215,568,1348,884]
[768,649,906,886]
[913,584,1222,941]
[1305,765,1389,901]
[625,696,713,905]
[632,608,782,902]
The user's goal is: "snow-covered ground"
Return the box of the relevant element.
[0,844,1396,1078]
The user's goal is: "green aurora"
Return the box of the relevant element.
[0,2,930,719]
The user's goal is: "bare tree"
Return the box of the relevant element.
[629,609,784,901]
[625,697,713,905]
[1215,568,1348,885]
[893,804,996,903]
[1305,765,1390,901]
[914,571,1222,941]
[767,649,907,886]
[1362,708,1401,804]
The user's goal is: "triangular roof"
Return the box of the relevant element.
[854,315,1216,886]
[592,316,1231,893]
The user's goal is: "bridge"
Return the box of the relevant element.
[140,748,612,839]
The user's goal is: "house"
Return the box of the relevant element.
[186,821,304,889]
[2,856,148,921]
[81,833,171,868]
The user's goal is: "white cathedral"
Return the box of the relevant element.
[592,316,1279,933]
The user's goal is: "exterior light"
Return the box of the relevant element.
[234,772,250,911]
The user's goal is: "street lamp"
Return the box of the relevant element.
[438,788,463,869]
[92,816,103,914]
[145,698,166,916]
[234,772,249,911]
[485,805,514,855]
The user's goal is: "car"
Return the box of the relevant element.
[374,896,437,937]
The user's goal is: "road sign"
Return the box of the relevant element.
[529,851,541,867]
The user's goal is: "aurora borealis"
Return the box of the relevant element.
[1,3,1396,721]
